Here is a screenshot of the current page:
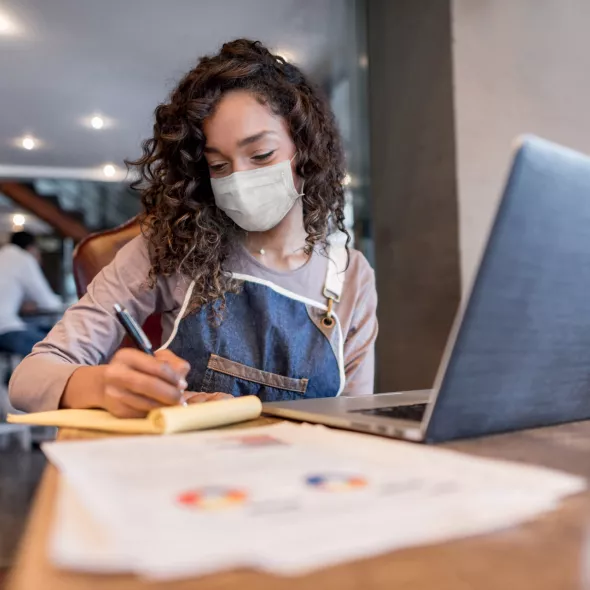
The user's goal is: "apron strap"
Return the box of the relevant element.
[321,241,347,329]
[323,240,348,303]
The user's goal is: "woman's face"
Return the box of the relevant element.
[203,90,300,185]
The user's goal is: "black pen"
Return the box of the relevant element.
[113,303,188,406]
[113,303,154,355]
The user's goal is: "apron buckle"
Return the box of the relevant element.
[322,297,335,328]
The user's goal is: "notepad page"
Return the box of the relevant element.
[7,396,262,434]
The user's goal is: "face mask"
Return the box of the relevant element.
[210,158,303,232]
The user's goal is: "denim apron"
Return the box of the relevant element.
[162,245,347,402]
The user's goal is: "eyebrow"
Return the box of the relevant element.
[204,130,278,154]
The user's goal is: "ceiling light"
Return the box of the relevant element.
[12,214,26,227]
[91,116,104,130]
[103,164,116,177]
[275,48,296,63]
[0,13,18,35]
[21,136,36,150]
[83,114,113,130]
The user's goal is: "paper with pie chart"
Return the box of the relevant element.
[43,422,585,579]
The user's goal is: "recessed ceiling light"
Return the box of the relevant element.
[83,114,112,130]
[91,116,104,130]
[12,213,26,227]
[0,13,18,35]
[103,164,116,177]
[274,48,297,63]
[21,136,36,150]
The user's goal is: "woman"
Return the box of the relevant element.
[9,39,378,418]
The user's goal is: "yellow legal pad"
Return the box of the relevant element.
[7,396,262,435]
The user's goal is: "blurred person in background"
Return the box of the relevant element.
[0,231,62,358]
[10,39,378,416]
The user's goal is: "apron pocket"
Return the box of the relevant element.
[202,354,308,396]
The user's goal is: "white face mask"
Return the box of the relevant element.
[210,158,303,232]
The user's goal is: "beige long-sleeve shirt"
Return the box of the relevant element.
[0,244,63,335]
[9,236,378,412]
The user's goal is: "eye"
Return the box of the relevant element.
[252,150,275,163]
[209,162,227,173]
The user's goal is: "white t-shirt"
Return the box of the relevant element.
[0,244,63,335]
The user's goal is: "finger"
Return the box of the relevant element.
[155,349,190,379]
[108,365,182,406]
[108,387,163,413]
[209,392,234,401]
[184,392,210,404]
[184,392,233,404]
[114,348,187,389]
[104,394,151,419]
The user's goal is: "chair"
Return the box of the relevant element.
[73,216,163,348]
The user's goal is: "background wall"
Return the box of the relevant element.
[367,0,461,393]
[453,0,590,292]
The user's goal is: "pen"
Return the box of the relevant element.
[113,303,188,406]
[113,303,154,355]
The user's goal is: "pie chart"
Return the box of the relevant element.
[176,486,248,510]
[305,474,368,492]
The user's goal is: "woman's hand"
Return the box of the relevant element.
[102,348,190,418]
[184,392,234,404]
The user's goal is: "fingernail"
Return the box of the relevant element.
[178,378,188,391]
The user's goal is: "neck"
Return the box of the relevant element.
[245,200,307,256]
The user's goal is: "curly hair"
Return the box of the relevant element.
[127,38,348,313]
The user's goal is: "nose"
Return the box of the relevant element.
[232,156,258,174]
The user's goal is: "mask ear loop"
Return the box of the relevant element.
[290,153,305,197]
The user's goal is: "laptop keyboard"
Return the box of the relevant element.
[351,403,428,422]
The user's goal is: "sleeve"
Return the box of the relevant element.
[9,236,160,413]
[20,255,63,310]
[342,260,379,396]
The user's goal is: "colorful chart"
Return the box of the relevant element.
[305,474,368,492]
[177,487,248,510]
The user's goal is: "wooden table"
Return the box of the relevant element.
[7,419,590,590]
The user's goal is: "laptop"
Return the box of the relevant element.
[263,136,590,443]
